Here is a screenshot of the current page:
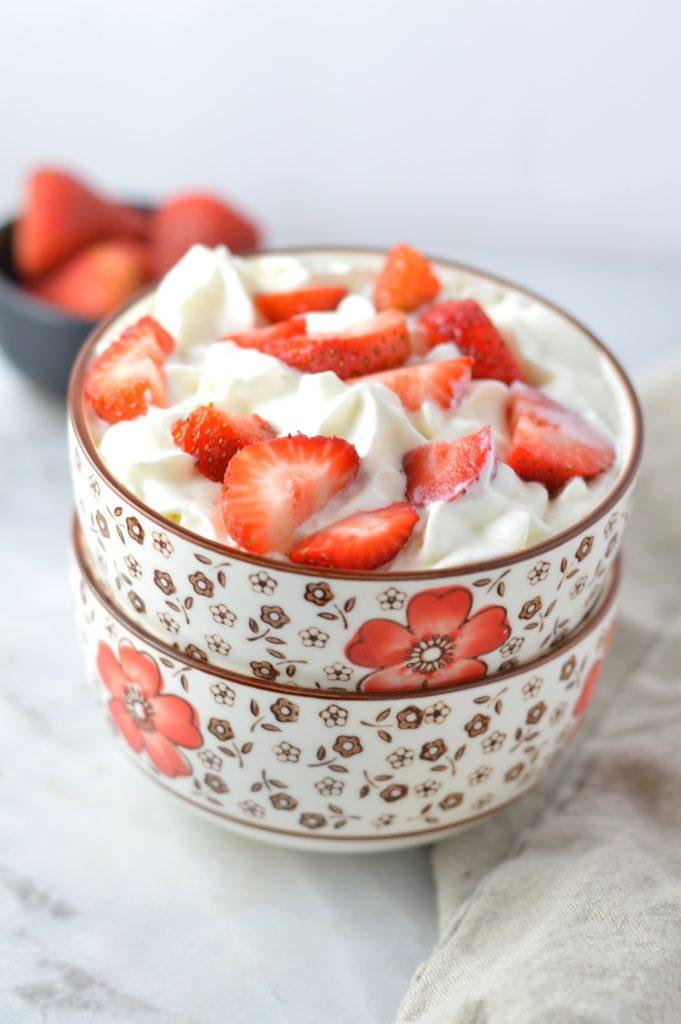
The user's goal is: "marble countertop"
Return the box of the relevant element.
[0,250,678,1024]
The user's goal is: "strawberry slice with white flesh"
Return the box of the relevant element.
[84,316,175,424]
[404,426,493,505]
[221,434,360,554]
[507,382,616,492]
[289,503,419,570]
[358,357,473,411]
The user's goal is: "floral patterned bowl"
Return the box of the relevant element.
[72,518,621,852]
[68,249,642,693]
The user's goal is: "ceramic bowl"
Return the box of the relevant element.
[73,518,621,852]
[68,249,641,692]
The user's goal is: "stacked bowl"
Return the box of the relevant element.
[68,249,642,852]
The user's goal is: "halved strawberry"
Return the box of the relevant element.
[373,244,440,313]
[289,503,419,570]
[225,319,306,351]
[150,193,260,277]
[507,382,616,492]
[418,299,523,385]
[263,310,410,379]
[404,426,493,505]
[222,435,360,554]
[359,356,473,411]
[255,287,347,323]
[290,502,419,570]
[15,169,147,280]
[84,316,175,424]
[171,405,275,482]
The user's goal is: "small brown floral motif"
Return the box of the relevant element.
[504,762,525,783]
[500,636,524,658]
[198,750,223,771]
[569,576,587,600]
[270,793,298,811]
[153,570,176,596]
[157,612,179,635]
[439,792,464,811]
[299,626,329,648]
[210,682,235,706]
[152,531,174,558]
[465,713,490,738]
[519,597,542,620]
[185,644,208,662]
[333,735,363,758]
[500,659,518,672]
[323,663,352,682]
[208,718,234,742]
[420,739,447,762]
[273,741,301,763]
[210,604,236,627]
[560,655,577,681]
[468,765,493,786]
[126,516,145,544]
[380,783,408,803]
[127,591,145,614]
[249,571,276,596]
[124,554,142,578]
[373,814,396,828]
[472,794,493,812]
[424,701,451,724]
[304,581,334,606]
[528,560,550,585]
[415,779,441,797]
[550,702,567,724]
[315,777,344,796]
[104,619,117,640]
[95,511,109,538]
[300,812,326,830]
[522,676,542,699]
[205,635,231,656]
[205,773,228,794]
[481,731,506,754]
[576,535,594,561]
[387,747,415,769]
[251,660,280,682]
[604,512,618,538]
[270,698,299,723]
[606,534,618,558]
[377,586,407,611]
[188,572,214,598]
[526,701,547,725]
[260,605,290,629]
[240,800,265,819]
[396,706,424,730]
[88,474,99,498]
[319,704,348,728]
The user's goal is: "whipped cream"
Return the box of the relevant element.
[89,246,634,569]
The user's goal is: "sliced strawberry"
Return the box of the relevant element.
[150,193,261,277]
[507,382,616,491]
[373,244,440,313]
[404,426,493,505]
[225,319,306,351]
[255,287,347,323]
[289,503,419,570]
[15,168,147,280]
[84,316,175,424]
[222,435,360,554]
[28,239,151,319]
[171,405,276,482]
[263,310,410,379]
[359,357,473,411]
[418,299,523,385]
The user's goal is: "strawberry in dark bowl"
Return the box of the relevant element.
[68,246,641,689]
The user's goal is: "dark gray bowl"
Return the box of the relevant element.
[0,218,100,397]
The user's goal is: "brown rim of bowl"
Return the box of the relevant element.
[68,245,643,583]
[73,516,621,702]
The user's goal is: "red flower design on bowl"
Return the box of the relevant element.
[97,640,202,776]
[345,586,510,692]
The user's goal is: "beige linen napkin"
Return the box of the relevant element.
[398,358,681,1024]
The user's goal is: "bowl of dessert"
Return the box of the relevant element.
[68,243,641,694]
[73,515,620,852]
